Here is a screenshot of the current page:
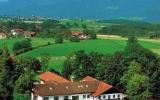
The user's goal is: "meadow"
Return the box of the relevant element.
[60,19,118,32]
[0,37,160,72]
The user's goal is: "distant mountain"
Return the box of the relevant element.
[0,0,159,21]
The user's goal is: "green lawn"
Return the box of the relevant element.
[1,38,160,73]
[48,58,65,73]
[19,39,127,57]
[60,19,116,32]
[0,38,54,52]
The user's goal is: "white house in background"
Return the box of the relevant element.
[31,71,127,100]
[11,28,23,36]
[0,32,7,39]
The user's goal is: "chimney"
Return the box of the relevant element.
[70,75,75,82]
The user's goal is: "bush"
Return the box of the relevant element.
[13,39,32,54]
[13,93,30,100]
[55,34,63,44]
[70,36,80,42]
[89,33,97,39]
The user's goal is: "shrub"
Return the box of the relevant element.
[13,39,32,54]
[89,33,97,39]
[55,34,63,44]
[70,36,80,42]
[13,93,30,100]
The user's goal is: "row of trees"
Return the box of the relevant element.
[62,37,160,100]
[99,22,160,38]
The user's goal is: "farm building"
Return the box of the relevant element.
[23,31,36,38]
[0,32,7,39]
[31,71,126,100]
[10,29,36,38]
[11,28,24,36]
[72,32,88,40]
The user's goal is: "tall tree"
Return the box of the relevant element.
[0,47,15,100]
[13,70,35,100]
[121,61,150,100]
[62,52,74,80]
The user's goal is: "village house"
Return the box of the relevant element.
[72,32,88,40]
[31,71,126,100]
[23,31,36,38]
[11,28,24,36]
[10,29,36,38]
[0,32,7,39]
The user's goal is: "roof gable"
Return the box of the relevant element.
[91,81,112,97]
[39,71,70,83]
[81,76,98,82]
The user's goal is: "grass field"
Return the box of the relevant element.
[0,37,160,72]
[60,19,117,32]
[0,38,54,52]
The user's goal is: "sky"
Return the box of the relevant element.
[0,0,159,21]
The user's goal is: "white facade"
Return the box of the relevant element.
[0,34,6,39]
[31,93,124,100]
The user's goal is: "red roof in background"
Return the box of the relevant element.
[0,32,5,35]
[72,32,81,36]
[39,71,70,83]
[11,28,23,33]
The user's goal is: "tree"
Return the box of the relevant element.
[40,54,51,72]
[13,56,40,100]
[81,24,87,29]
[13,70,35,100]
[73,22,79,28]
[13,39,32,54]
[71,50,103,79]
[62,52,74,79]
[121,61,151,100]
[0,47,15,100]
[70,36,80,42]
[96,52,124,88]
[89,33,97,39]
[83,28,97,39]
[123,37,160,98]
[55,34,63,44]
[127,74,150,100]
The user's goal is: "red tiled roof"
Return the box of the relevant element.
[81,76,98,82]
[0,32,6,38]
[35,72,119,97]
[11,28,23,33]
[72,32,81,36]
[33,81,99,96]
[23,31,36,37]
[81,76,113,96]
[39,71,70,83]
[91,81,112,97]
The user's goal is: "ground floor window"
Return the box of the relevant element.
[54,96,59,100]
[83,95,86,99]
[33,96,37,100]
[64,96,69,100]
[72,96,79,100]
[43,97,49,100]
